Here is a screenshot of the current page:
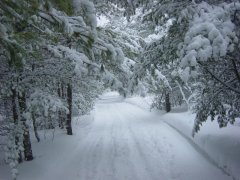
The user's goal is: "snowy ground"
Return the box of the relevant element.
[0,92,239,180]
[125,95,240,180]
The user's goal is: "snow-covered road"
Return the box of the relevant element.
[49,92,231,180]
[13,92,232,180]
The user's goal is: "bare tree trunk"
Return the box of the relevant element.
[12,90,18,124]
[11,89,23,163]
[18,92,33,161]
[165,92,171,113]
[66,83,73,135]
[61,83,65,98]
[58,83,64,129]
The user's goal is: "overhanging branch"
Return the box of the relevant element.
[198,61,240,95]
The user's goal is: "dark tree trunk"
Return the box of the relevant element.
[31,63,40,142]
[32,114,40,142]
[61,83,65,98]
[58,84,64,129]
[11,89,23,163]
[165,92,171,113]
[18,92,33,161]
[66,83,73,135]
[12,90,18,124]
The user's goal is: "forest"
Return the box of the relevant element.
[0,0,240,180]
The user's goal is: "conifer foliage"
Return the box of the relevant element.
[0,0,240,179]
[0,0,130,178]
[117,0,240,135]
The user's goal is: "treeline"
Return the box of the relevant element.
[0,1,132,179]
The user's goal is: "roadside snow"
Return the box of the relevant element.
[0,92,238,180]
[124,95,154,110]
[0,114,94,180]
[125,95,240,180]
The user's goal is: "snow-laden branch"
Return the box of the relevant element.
[198,61,240,95]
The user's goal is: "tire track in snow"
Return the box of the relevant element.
[53,94,233,180]
[124,107,173,180]
[77,104,115,180]
[127,124,160,180]
[110,103,140,180]
[80,102,139,180]
[120,106,169,180]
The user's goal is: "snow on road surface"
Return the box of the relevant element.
[7,92,232,180]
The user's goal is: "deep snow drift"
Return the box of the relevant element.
[0,92,238,180]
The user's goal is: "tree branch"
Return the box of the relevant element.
[198,61,240,95]
[230,57,240,83]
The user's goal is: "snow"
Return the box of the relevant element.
[1,92,238,180]
[179,2,240,80]
[47,45,93,76]
[0,23,7,38]
[73,0,97,31]
[26,90,69,121]
[161,112,240,180]
[155,69,171,90]
[97,15,109,28]
[180,67,190,83]
[144,19,173,44]
[124,95,154,110]
[125,95,240,180]
[121,57,135,75]
[144,33,163,44]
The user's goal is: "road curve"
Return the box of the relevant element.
[52,93,232,180]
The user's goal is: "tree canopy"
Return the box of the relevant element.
[1,0,240,179]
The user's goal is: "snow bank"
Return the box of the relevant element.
[124,95,154,111]
[0,114,94,180]
[125,95,240,180]
[161,112,240,180]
